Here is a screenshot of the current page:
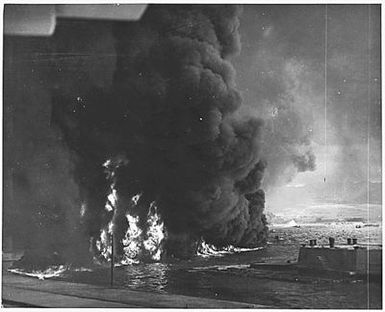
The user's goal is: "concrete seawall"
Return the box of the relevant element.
[2,272,268,308]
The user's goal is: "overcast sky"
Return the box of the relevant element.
[233,5,381,214]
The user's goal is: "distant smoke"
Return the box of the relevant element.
[244,6,380,204]
[321,5,381,204]
[232,5,380,212]
[292,151,316,173]
[234,34,318,188]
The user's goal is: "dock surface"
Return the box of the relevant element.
[2,272,265,308]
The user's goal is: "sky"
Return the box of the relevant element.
[232,5,381,216]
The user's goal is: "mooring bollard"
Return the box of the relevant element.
[275,235,279,242]
[352,238,358,245]
[347,238,352,245]
[329,237,335,248]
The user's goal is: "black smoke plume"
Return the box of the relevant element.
[51,5,268,259]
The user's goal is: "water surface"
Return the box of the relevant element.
[58,223,382,309]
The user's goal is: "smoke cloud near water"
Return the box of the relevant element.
[4,4,342,265]
[63,5,269,259]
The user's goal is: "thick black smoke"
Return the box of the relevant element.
[52,5,268,259]
[4,20,117,267]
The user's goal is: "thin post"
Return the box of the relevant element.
[110,233,114,287]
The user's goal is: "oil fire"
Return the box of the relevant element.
[96,189,166,265]
[8,265,68,280]
[197,240,263,258]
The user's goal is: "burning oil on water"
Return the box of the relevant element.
[40,4,275,263]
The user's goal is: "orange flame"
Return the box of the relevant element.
[123,197,165,262]
[96,191,166,264]
[196,240,263,258]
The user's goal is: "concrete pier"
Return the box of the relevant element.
[2,272,266,308]
[298,245,382,275]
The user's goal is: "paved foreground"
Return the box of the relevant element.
[2,272,266,308]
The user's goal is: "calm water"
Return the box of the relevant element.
[56,223,382,309]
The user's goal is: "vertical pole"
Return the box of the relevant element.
[110,233,114,287]
[323,4,328,185]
